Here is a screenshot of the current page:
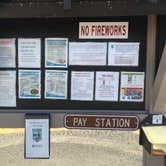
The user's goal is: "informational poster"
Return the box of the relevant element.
[18,38,41,68]
[108,42,140,66]
[19,70,41,99]
[25,118,49,158]
[71,71,94,101]
[79,22,128,39]
[0,39,16,68]
[45,38,68,68]
[120,72,145,102]
[45,70,68,99]
[0,71,16,107]
[69,42,107,66]
[95,72,119,101]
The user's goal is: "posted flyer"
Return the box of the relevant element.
[120,72,145,102]
[95,71,119,101]
[0,71,16,107]
[0,39,16,68]
[71,71,94,101]
[45,70,68,99]
[108,42,140,66]
[69,42,107,66]
[18,38,41,68]
[45,38,68,68]
[19,70,41,99]
[25,119,49,158]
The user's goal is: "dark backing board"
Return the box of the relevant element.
[156,15,166,74]
[0,16,147,112]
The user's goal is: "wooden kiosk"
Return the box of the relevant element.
[0,0,165,165]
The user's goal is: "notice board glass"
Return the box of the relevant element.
[0,16,147,112]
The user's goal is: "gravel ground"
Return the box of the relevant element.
[0,129,142,166]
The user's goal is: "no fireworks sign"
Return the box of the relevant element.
[79,22,128,39]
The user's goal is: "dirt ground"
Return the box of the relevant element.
[0,129,142,166]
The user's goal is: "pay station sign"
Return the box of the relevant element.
[65,115,139,130]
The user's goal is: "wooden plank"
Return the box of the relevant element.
[152,45,166,116]
[0,1,166,18]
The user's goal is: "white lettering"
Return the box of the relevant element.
[73,117,87,127]
[73,117,78,126]
[119,119,124,127]
[124,119,130,128]
[82,118,87,126]
[112,118,116,127]
[101,118,105,127]
[105,119,111,127]
[95,118,100,127]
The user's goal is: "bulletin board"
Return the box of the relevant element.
[0,16,147,112]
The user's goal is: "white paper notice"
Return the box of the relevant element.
[19,70,41,99]
[95,72,119,101]
[25,119,49,158]
[108,42,140,66]
[69,42,107,66]
[18,38,41,68]
[120,72,144,102]
[45,70,68,99]
[71,71,94,101]
[0,39,16,68]
[0,71,16,107]
[45,38,68,68]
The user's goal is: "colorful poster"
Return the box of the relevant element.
[108,42,140,66]
[0,39,16,68]
[19,70,41,99]
[95,72,119,101]
[45,70,68,99]
[71,71,94,101]
[45,38,68,68]
[18,38,41,68]
[25,118,49,158]
[120,72,145,102]
[0,71,16,107]
[69,42,107,66]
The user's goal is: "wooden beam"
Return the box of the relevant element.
[152,45,166,116]
[0,1,165,18]
[145,15,157,112]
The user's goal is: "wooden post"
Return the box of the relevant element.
[143,14,165,166]
[164,157,166,166]
[145,15,157,112]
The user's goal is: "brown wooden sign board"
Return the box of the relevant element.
[64,115,139,130]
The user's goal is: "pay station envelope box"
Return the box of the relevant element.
[140,126,166,156]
